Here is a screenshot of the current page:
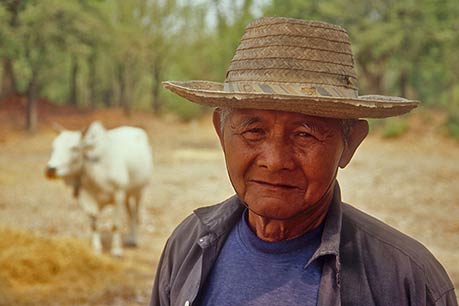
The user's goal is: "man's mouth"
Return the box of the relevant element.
[250,180,300,189]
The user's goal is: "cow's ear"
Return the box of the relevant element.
[83,120,106,138]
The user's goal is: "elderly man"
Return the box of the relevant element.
[150,17,457,306]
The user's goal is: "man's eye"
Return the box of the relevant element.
[242,128,265,140]
[297,131,313,138]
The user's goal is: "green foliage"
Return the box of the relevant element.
[264,0,323,19]
[368,117,410,139]
[381,118,409,139]
[165,94,207,122]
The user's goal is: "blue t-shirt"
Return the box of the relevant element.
[195,211,324,306]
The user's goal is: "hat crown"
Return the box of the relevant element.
[224,17,358,98]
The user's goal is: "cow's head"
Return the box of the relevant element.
[46,130,84,179]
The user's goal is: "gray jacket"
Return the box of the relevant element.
[150,185,457,306]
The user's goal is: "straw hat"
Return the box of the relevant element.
[163,17,419,119]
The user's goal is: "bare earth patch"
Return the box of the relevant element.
[0,101,457,305]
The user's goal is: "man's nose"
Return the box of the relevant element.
[257,139,295,171]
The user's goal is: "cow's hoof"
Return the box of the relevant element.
[110,248,123,258]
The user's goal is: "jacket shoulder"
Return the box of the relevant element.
[341,203,456,303]
[167,195,243,246]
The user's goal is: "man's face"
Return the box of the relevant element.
[216,109,351,220]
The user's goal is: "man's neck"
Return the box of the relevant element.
[247,192,333,242]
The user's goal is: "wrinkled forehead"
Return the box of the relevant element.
[53,131,82,148]
[226,108,343,131]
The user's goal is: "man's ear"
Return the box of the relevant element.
[212,109,224,147]
[339,120,369,168]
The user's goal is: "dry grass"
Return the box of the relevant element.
[0,227,123,306]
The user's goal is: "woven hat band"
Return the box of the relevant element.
[223,82,358,98]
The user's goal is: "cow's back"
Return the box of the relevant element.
[105,127,153,189]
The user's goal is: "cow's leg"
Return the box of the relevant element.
[78,191,102,254]
[111,190,125,257]
[90,214,103,254]
[125,191,140,247]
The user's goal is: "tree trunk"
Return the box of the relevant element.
[1,0,21,99]
[213,0,227,36]
[241,0,253,18]
[88,53,97,108]
[26,72,38,132]
[1,58,17,99]
[117,64,130,115]
[69,56,79,106]
[151,63,162,114]
[102,87,113,107]
[359,62,384,94]
[399,69,409,98]
[368,73,384,94]
[449,77,458,116]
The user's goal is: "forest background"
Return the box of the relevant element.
[1,0,459,136]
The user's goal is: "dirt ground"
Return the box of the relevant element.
[0,97,458,305]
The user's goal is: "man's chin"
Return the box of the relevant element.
[248,210,299,221]
[244,201,307,221]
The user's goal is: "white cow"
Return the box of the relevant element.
[45,121,153,256]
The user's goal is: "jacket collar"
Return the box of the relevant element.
[194,195,245,242]
[306,183,342,269]
[193,182,343,261]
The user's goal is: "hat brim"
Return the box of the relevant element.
[163,80,419,119]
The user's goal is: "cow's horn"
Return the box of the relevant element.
[51,122,66,133]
